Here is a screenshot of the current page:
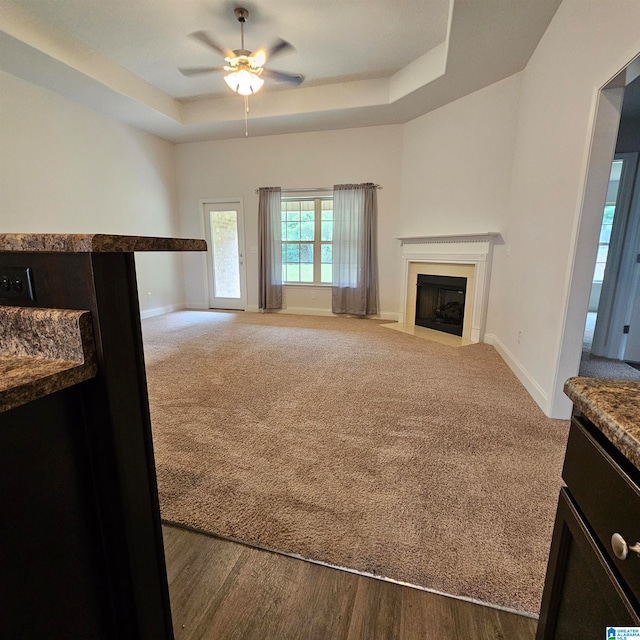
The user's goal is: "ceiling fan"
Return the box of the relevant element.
[179,7,305,96]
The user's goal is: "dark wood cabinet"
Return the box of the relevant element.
[537,417,640,638]
[1,386,119,638]
[0,250,175,639]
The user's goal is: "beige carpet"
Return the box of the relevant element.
[143,310,569,616]
[579,350,640,380]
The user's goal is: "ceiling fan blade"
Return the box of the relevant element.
[179,66,226,77]
[189,31,234,59]
[267,38,294,60]
[261,68,305,85]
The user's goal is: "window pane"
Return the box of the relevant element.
[286,221,300,241]
[286,264,300,282]
[285,244,299,262]
[300,220,315,241]
[210,210,241,299]
[596,244,608,263]
[300,264,314,282]
[281,197,333,285]
[285,200,299,212]
[593,262,606,282]
[599,224,612,244]
[603,205,616,225]
[300,243,313,263]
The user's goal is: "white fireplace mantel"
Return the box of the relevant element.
[396,232,501,342]
[395,232,501,245]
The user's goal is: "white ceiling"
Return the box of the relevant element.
[0,0,563,142]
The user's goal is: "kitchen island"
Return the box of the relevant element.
[0,234,206,640]
[537,377,640,638]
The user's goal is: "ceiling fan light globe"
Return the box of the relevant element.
[251,49,267,68]
[224,69,264,95]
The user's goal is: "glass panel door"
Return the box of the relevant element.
[204,202,246,310]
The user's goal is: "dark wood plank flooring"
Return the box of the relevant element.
[162,524,537,639]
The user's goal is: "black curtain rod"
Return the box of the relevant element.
[255,185,382,194]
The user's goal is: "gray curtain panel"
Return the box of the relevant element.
[258,187,283,310]
[332,183,379,316]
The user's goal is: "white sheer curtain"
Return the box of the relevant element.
[258,187,283,310]
[332,183,379,316]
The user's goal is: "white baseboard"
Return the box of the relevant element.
[185,302,208,310]
[484,333,550,415]
[140,303,186,320]
[246,305,260,313]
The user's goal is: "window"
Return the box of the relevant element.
[281,197,333,284]
[593,159,623,283]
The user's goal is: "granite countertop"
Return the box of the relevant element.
[564,377,640,471]
[0,306,97,413]
[0,233,206,253]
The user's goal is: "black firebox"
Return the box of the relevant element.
[415,274,467,336]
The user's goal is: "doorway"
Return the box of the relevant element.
[552,54,640,416]
[202,200,247,310]
[588,152,640,362]
[580,151,640,380]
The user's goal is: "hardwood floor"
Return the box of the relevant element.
[162,524,537,639]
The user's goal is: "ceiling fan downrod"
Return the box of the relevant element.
[234,7,249,51]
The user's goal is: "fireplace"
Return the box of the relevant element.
[397,233,499,343]
[415,274,467,336]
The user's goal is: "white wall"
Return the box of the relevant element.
[399,73,522,239]
[176,126,404,317]
[489,0,640,417]
[0,70,184,316]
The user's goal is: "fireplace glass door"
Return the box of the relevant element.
[415,274,467,336]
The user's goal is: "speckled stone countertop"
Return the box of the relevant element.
[0,306,97,413]
[0,233,206,253]
[565,377,640,471]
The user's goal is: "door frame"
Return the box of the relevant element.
[200,198,247,310]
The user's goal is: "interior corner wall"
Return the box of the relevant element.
[0,70,184,316]
[487,0,640,419]
[398,73,522,239]
[175,126,403,317]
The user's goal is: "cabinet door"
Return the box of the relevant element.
[537,489,639,639]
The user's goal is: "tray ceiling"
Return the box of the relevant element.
[0,0,563,141]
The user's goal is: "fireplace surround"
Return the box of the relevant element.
[397,233,499,343]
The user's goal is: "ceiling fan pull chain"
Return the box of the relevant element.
[245,95,249,137]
